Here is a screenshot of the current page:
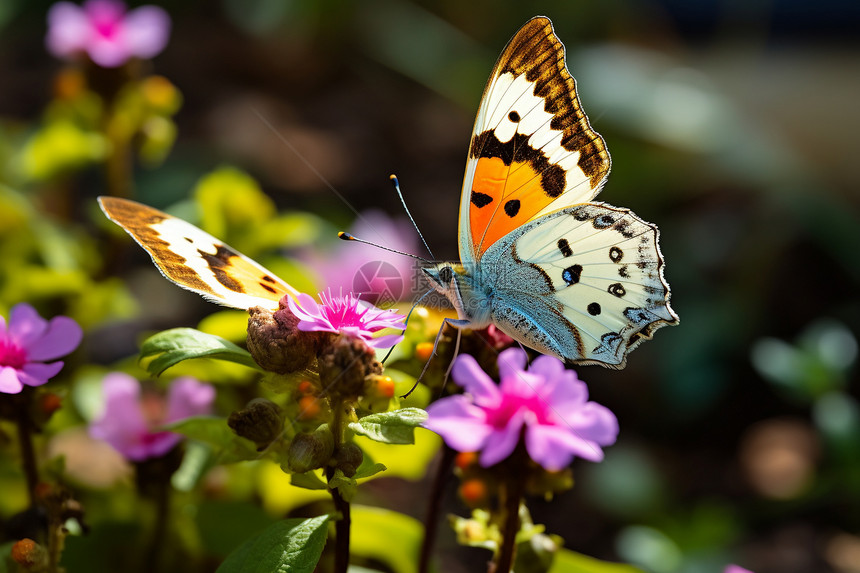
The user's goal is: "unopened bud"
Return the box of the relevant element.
[318,335,382,399]
[247,302,329,374]
[287,424,334,473]
[459,478,488,507]
[228,399,283,449]
[11,538,48,569]
[334,443,363,478]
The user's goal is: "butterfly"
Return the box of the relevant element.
[420,16,678,368]
[100,16,677,370]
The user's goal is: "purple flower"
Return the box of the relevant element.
[288,289,407,349]
[89,373,214,461]
[46,0,170,68]
[424,348,619,471]
[725,566,754,573]
[0,303,82,395]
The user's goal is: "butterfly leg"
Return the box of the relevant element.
[400,317,471,399]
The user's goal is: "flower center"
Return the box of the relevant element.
[88,2,124,39]
[485,391,551,429]
[0,339,27,369]
[139,392,167,429]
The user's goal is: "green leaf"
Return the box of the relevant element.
[290,471,328,491]
[216,515,330,573]
[549,549,644,573]
[348,408,428,445]
[166,416,260,464]
[353,462,387,481]
[351,506,422,573]
[328,469,357,502]
[140,328,260,376]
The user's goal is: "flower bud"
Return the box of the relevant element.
[11,538,48,569]
[318,335,382,400]
[227,399,283,450]
[287,424,334,474]
[334,443,364,478]
[246,302,329,374]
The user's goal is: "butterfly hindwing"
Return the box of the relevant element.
[99,197,296,310]
[458,16,612,262]
[481,203,678,367]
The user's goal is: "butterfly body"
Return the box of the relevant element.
[426,16,678,368]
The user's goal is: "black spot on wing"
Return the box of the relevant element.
[471,191,493,208]
[259,282,278,294]
[509,111,521,122]
[470,130,565,198]
[608,283,626,298]
[504,199,521,217]
[609,246,623,262]
[562,264,582,285]
[587,302,601,315]
[557,238,573,257]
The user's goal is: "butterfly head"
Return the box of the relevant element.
[422,263,492,327]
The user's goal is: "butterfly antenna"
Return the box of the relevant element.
[338,232,432,264]
[389,174,436,261]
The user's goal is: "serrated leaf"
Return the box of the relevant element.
[215,515,329,573]
[140,328,260,376]
[290,471,328,491]
[348,408,427,445]
[166,416,260,464]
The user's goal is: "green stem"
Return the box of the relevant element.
[15,390,38,506]
[328,399,350,573]
[418,445,456,573]
[493,446,528,573]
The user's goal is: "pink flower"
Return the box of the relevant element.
[288,289,407,349]
[424,348,619,471]
[46,0,170,68]
[0,303,82,394]
[725,566,754,573]
[89,373,214,461]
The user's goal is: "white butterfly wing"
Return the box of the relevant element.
[99,197,297,311]
[483,203,677,366]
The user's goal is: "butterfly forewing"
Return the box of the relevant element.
[99,197,297,311]
[458,16,612,262]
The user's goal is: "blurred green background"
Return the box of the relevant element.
[0,0,858,572]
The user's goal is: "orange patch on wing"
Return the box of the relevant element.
[469,157,555,257]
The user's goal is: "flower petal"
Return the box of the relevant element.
[165,377,214,423]
[89,373,150,459]
[46,2,90,58]
[452,354,500,406]
[564,402,619,446]
[19,361,65,387]
[496,347,528,380]
[365,333,404,349]
[479,408,524,467]
[26,316,83,362]
[8,304,48,348]
[0,366,24,394]
[424,397,492,452]
[526,424,604,467]
[122,5,170,59]
[87,36,131,67]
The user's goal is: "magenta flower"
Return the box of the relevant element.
[89,373,214,461]
[288,289,406,349]
[46,0,170,68]
[725,566,754,573]
[424,348,619,471]
[0,303,82,395]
